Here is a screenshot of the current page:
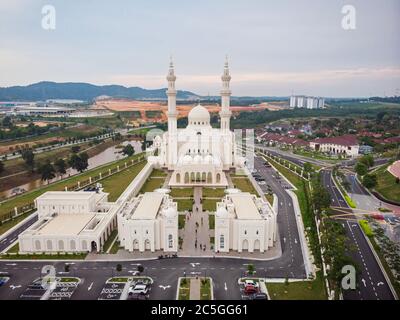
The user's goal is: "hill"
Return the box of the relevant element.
[0,81,199,101]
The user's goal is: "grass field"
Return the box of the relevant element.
[202,188,226,198]
[170,188,193,198]
[178,214,186,229]
[200,278,212,300]
[265,193,274,205]
[0,153,144,222]
[374,164,400,202]
[231,177,258,195]
[176,199,193,212]
[102,162,147,201]
[208,214,215,230]
[102,230,118,253]
[359,220,373,237]
[267,272,327,300]
[178,278,190,300]
[139,177,165,194]
[202,199,219,212]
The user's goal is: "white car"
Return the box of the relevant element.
[129,284,149,295]
[244,280,259,288]
[258,181,266,185]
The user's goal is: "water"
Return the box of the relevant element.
[0,140,142,200]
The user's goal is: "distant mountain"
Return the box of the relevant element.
[0,81,199,101]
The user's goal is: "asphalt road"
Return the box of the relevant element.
[0,214,38,252]
[321,169,394,300]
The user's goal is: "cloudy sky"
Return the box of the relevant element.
[0,0,399,97]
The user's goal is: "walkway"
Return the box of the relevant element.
[189,278,201,300]
[180,187,212,256]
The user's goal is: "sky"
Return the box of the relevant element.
[0,0,399,97]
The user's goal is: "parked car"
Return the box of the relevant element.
[244,285,258,295]
[129,284,149,295]
[244,280,259,288]
[251,293,268,300]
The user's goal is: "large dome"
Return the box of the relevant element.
[188,104,210,125]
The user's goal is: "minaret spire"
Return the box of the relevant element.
[220,56,232,132]
[166,56,178,168]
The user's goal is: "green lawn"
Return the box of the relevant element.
[59,277,80,283]
[6,242,19,253]
[176,199,193,212]
[0,153,144,219]
[359,220,373,237]
[267,272,327,300]
[102,230,118,253]
[170,188,194,198]
[202,188,226,198]
[109,240,121,254]
[1,252,87,260]
[202,199,219,212]
[178,214,186,229]
[374,164,400,202]
[231,177,258,195]
[265,193,274,205]
[200,278,212,300]
[108,277,130,283]
[139,177,165,194]
[208,214,215,230]
[178,278,190,300]
[101,162,147,201]
[150,169,167,177]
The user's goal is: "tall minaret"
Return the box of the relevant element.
[166,56,178,167]
[220,55,232,132]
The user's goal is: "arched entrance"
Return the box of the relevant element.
[254,239,260,251]
[184,172,189,183]
[91,241,97,252]
[176,173,181,183]
[242,239,249,251]
[144,239,151,250]
[133,239,139,250]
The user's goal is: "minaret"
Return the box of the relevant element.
[220,55,232,132]
[166,57,178,167]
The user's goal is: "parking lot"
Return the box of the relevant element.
[252,159,293,193]
[98,282,126,300]
[19,279,47,300]
[49,281,79,300]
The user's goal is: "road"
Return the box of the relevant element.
[321,170,394,300]
[0,214,38,253]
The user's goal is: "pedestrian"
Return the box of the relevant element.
[200,244,202,250]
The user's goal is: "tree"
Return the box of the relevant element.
[2,116,12,128]
[137,265,144,273]
[71,145,81,153]
[54,158,67,176]
[68,152,89,173]
[38,160,56,183]
[362,174,378,189]
[0,161,4,174]
[355,162,368,176]
[303,162,313,173]
[122,144,135,157]
[21,149,35,172]
[116,264,122,272]
[359,154,374,168]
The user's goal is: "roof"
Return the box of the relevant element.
[310,135,359,147]
[188,104,210,122]
[36,191,95,201]
[35,214,95,236]
[132,192,164,220]
[230,193,260,220]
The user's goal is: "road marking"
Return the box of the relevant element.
[190,262,200,267]
[159,285,171,290]
[377,282,384,286]
[9,285,21,290]
[88,282,93,291]
[224,282,228,291]
[5,263,17,266]
[361,279,366,287]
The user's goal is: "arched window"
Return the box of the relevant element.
[35,240,41,250]
[168,234,173,248]
[176,173,181,183]
[58,240,64,250]
[82,240,88,251]
[46,240,53,250]
[70,240,76,250]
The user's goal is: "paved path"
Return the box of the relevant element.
[189,278,200,300]
[181,187,212,256]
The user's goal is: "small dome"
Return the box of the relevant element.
[188,104,210,125]
[164,207,177,218]
[216,206,229,218]
[204,155,213,164]
[194,155,202,164]
[182,155,192,165]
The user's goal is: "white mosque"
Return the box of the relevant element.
[18,59,277,256]
[148,57,246,187]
